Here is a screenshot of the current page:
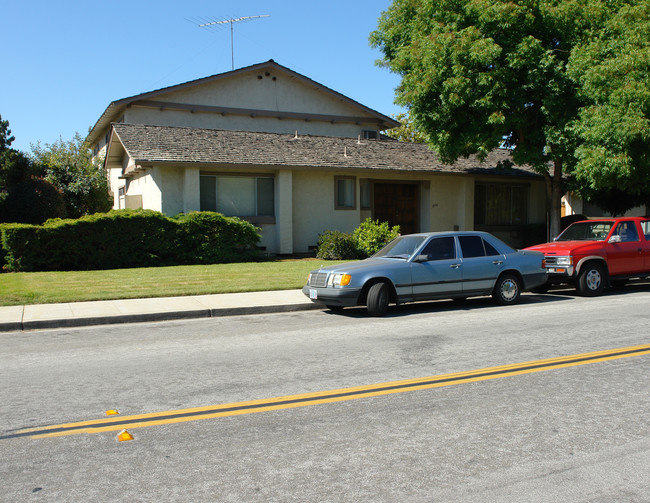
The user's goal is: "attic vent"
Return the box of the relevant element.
[362,130,378,140]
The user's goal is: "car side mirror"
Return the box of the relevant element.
[414,254,429,263]
[608,235,621,244]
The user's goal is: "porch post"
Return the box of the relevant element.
[277,170,293,254]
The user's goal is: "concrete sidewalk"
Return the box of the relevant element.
[0,289,320,332]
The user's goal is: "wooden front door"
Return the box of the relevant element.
[373,183,419,235]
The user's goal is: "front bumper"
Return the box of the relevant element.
[301,286,361,307]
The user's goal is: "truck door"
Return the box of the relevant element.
[607,221,645,275]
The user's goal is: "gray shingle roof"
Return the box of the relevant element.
[112,123,542,178]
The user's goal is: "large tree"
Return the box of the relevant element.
[1,114,66,224]
[370,0,645,237]
[568,1,650,209]
[30,133,112,219]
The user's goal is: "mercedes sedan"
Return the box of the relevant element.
[303,231,547,316]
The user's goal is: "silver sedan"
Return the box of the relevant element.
[303,231,547,316]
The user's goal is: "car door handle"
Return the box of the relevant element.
[493,260,503,265]
[450,263,461,269]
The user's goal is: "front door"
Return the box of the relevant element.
[373,183,418,235]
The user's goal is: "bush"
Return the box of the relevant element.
[316,230,360,260]
[353,218,400,256]
[175,212,261,264]
[316,219,400,260]
[0,210,261,272]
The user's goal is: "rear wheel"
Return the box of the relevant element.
[577,262,605,296]
[366,282,389,317]
[492,274,521,305]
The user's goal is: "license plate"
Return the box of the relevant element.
[309,289,318,300]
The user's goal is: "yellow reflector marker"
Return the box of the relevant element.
[340,274,351,286]
[117,430,134,442]
[106,410,119,416]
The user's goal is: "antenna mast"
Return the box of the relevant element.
[193,15,270,70]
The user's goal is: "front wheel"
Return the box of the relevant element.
[366,282,389,317]
[577,263,605,296]
[492,274,521,305]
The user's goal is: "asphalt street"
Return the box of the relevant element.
[1,287,649,502]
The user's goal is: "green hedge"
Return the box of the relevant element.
[0,210,261,272]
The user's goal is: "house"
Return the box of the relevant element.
[88,60,548,253]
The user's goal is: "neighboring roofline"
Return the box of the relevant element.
[87,59,400,144]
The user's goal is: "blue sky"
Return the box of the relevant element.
[0,0,403,153]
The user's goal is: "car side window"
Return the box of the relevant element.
[421,237,456,261]
[459,236,485,258]
[614,222,639,242]
[483,239,501,256]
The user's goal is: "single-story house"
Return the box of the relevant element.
[88,60,547,253]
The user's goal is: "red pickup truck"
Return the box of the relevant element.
[525,216,650,296]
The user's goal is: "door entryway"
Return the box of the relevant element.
[373,183,419,235]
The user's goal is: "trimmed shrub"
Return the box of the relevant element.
[315,230,360,260]
[175,212,261,264]
[353,218,400,257]
[0,210,261,272]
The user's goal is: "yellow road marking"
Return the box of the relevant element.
[12,344,650,439]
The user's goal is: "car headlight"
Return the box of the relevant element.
[555,256,573,266]
[328,273,352,287]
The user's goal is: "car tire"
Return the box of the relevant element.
[367,282,389,317]
[492,274,521,305]
[577,262,605,296]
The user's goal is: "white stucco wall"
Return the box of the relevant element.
[292,170,361,253]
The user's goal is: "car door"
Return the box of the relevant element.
[458,235,504,295]
[409,236,463,299]
[607,221,645,275]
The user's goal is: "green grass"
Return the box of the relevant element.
[0,259,346,306]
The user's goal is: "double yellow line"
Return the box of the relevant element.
[7,344,650,440]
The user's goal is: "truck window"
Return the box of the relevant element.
[614,222,639,242]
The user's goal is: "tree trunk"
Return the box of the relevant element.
[544,159,564,240]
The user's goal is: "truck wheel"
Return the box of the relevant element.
[577,262,605,296]
[367,282,389,317]
[492,274,521,305]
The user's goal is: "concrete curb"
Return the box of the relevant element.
[0,290,322,333]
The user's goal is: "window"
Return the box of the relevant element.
[475,183,528,227]
[200,175,274,217]
[360,179,370,209]
[614,222,639,242]
[335,177,356,209]
[362,130,378,139]
[459,236,501,258]
[421,237,456,261]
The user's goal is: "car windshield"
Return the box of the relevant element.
[373,235,428,259]
[556,221,614,241]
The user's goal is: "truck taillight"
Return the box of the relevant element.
[542,258,546,268]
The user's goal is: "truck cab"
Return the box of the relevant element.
[525,217,650,295]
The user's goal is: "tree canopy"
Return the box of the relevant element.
[371,0,649,235]
[1,115,111,224]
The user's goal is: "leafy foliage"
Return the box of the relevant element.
[353,218,401,256]
[0,210,261,272]
[370,0,649,233]
[568,1,650,204]
[316,230,361,260]
[383,111,428,143]
[30,133,112,218]
[316,219,401,260]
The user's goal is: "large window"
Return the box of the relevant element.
[200,175,274,218]
[474,183,528,227]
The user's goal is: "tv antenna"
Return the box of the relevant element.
[190,15,270,70]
